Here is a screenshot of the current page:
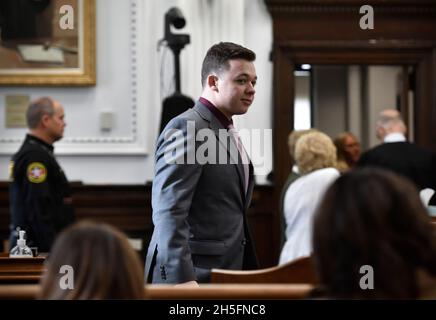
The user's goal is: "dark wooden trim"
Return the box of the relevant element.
[0,254,46,284]
[0,182,276,267]
[266,0,436,265]
[266,0,436,12]
[0,283,314,300]
[211,256,317,284]
[277,40,436,50]
[270,46,294,262]
[266,0,436,5]
[272,43,436,198]
[414,48,436,150]
[272,46,293,191]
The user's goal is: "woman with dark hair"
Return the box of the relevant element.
[39,221,145,299]
[312,168,436,299]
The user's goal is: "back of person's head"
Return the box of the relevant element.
[39,221,145,300]
[295,131,337,175]
[26,97,55,129]
[288,128,319,163]
[313,168,436,299]
[376,109,407,139]
[201,42,256,87]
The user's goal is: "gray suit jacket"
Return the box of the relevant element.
[145,101,258,283]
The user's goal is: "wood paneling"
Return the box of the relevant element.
[265,1,436,244]
[0,283,314,300]
[0,182,275,268]
[211,256,317,284]
[0,253,46,284]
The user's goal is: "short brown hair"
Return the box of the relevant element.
[26,97,55,129]
[201,42,255,87]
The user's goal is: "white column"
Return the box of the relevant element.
[178,0,245,99]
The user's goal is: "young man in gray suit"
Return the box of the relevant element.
[145,42,259,285]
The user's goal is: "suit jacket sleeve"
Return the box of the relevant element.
[357,150,370,167]
[151,117,203,283]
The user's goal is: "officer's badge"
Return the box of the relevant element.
[27,162,47,183]
[9,161,14,181]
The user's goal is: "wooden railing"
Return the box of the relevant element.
[0,181,276,267]
[0,283,314,300]
[0,253,46,284]
[211,256,318,284]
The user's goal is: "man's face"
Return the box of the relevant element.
[46,101,66,142]
[214,59,257,118]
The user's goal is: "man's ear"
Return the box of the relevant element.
[207,75,218,92]
[40,114,51,128]
[376,126,385,140]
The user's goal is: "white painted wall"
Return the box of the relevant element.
[243,0,273,183]
[313,66,347,138]
[294,73,311,130]
[0,0,273,184]
[367,66,402,148]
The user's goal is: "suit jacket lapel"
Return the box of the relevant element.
[193,102,247,201]
[245,162,255,209]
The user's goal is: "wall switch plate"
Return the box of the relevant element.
[100,111,113,131]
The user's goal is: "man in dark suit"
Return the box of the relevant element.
[358,109,436,191]
[145,42,259,285]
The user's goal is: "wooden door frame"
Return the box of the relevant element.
[271,40,436,260]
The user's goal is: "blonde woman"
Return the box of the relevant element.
[279,131,339,264]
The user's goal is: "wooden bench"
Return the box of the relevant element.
[148,284,313,299]
[0,182,276,267]
[0,283,314,300]
[0,253,46,284]
[0,255,319,286]
[211,256,318,284]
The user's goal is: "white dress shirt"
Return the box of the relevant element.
[384,132,406,143]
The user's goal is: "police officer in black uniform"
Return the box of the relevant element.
[9,97,74,252]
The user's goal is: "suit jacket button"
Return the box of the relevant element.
[241,239,247,246]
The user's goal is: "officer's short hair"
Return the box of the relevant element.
[26,97,55,129]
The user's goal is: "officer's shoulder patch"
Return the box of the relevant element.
[27,162,47,183]
[9,161,14,181]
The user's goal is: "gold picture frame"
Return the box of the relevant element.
[0,0,95,86]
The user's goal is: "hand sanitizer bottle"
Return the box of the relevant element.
[10,230,33,257]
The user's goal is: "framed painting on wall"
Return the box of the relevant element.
[0,0,95,86]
